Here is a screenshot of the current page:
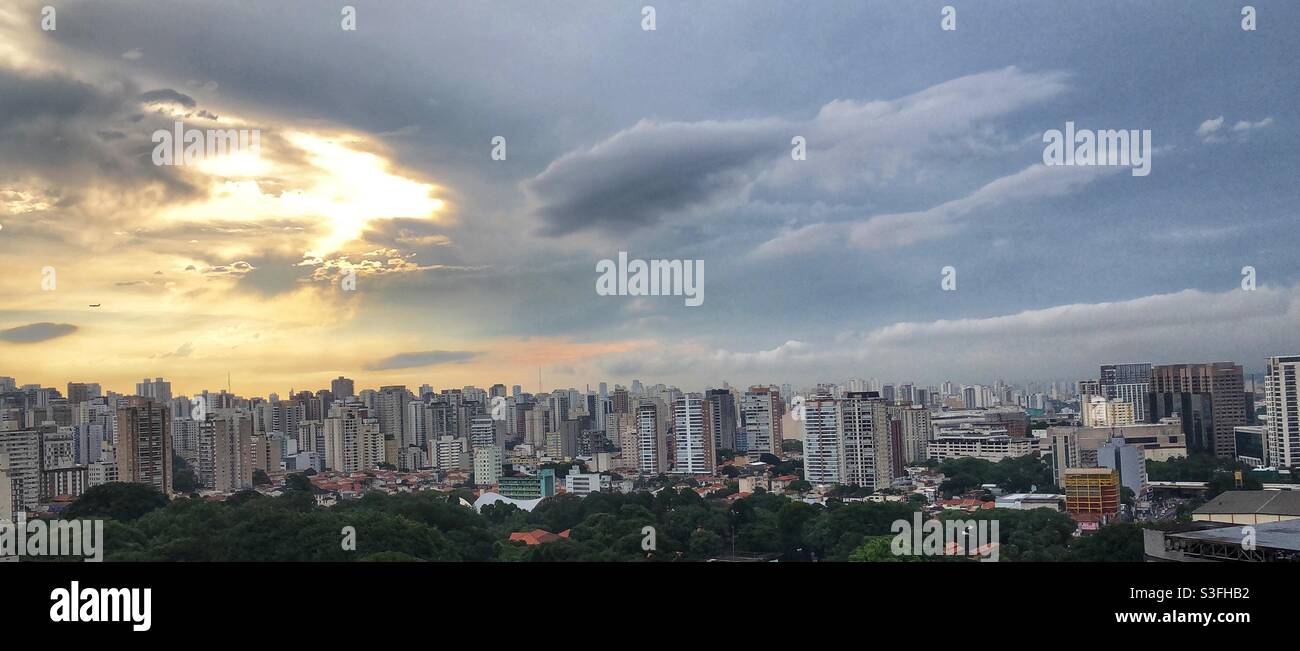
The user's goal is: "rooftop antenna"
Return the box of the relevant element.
[538,366,543,394]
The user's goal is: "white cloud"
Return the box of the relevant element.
[598,284,1300,385]
[1232,117,1274,132]
[1196,116,1224,140]
[524,67,1069,238]
[1199,115,1272,143]
[754,163,1121,257]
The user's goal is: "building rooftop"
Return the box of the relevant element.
[1194,490,1300,517]
[998,493,1064,501]
[1169,519,1300,552]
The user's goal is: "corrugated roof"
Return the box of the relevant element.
[1194,490,1300,516]
[1170,519,1300,552]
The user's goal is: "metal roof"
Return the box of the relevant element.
[1193,490,1300,516]
[1169,519,1300,552]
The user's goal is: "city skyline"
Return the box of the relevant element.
[2,1,1299,395]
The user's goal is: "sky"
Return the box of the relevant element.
[0,0,1297,397]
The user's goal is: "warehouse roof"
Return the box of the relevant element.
[1193,490,1300,517]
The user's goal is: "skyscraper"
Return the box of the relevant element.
[376,386,411,448]
[672,395,714,475]
[890,402,932,465]
[1148,362,1246,458]
[1100,363,1151,421]
[116,397,173,497]
[331,376,355,400]
[135,378,173,403]
[636,403,666,475]
[802,395,840,484]
[740,386,782,459]
[1265,355,1300,469]
[66,383,93,405]
[0,428,41,514]
[838,391,882,489]
[705,388,737,451]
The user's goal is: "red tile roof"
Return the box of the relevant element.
[508,529,564,545]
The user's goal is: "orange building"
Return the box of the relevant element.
[1063,467,1120,517]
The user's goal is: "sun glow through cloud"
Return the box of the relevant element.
[164,130,447,256]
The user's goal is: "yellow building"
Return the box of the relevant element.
[1063,467,1120,516]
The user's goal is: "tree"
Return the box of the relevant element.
[64,483,168,522]
[848,535,917,562]
[688,529,724,558]
[172,454,198,494]
[1069,523,1145,561]
[781,440,803,453]
[359,551,426,562]
[253,469,271,486]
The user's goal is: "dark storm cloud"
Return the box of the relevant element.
[0,322,78,343]
[523,119,782,237]
[139,88,197,108]
[364,350,481,371]
[0,67,199,200]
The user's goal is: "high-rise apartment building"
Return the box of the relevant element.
[66,383,93,405]
[375,386,411,447]
[1265,355,1300,469]
[890,403,931,465]
[837,391,882,489]
[672,395,714,475]
[115,397,173,497]
[331,376,355,400]
[740,386,782,459]
[324,405,383,472]
[802,395,840,484]
[636,403,667,475]
[705,388,737,452]
[473,444,503,485]
[0,429,41,514]
[135,378,172,403]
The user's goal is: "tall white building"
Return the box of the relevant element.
[672,395,714,475]
[469,415,499,448]
[637,403,666,475]
[1265,355,1300,469]
[404,401,432,453]
[431,435,468,472]
[0,429,40,513]
[802,395,840,485]
[837,392,881,489]
[741,386,782,459]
